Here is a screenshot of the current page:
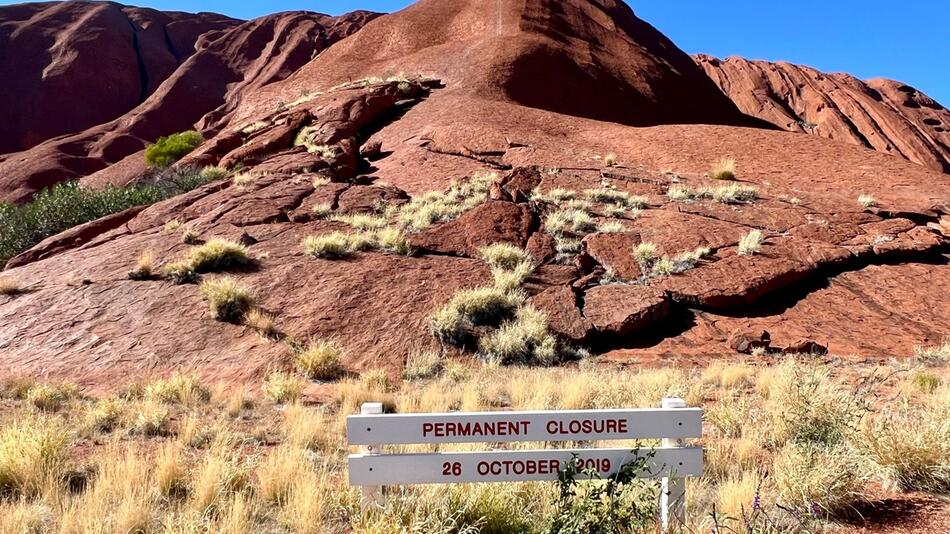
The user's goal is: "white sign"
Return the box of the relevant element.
[348,446,703,485]
[347,407,702,445]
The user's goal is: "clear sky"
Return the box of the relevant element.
[8,1,949,104]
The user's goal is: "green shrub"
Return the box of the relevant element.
[550,452,659,534]
[145,131,203,168]
[0,170,213,268]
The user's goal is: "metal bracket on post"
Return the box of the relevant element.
[660,397,687,533]
[359,402,385,511]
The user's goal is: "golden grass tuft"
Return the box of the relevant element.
[603,153,618,167]
[232,173,258,187]
[737,229,764,256]
[402,348,444,381]
[430,287,522,345]
[199,277,255,322]
[858,194,877,208]
[127,249,156,280]
[710,158,737,180]
[186,238,250,273]
[161,260,198,285]
[26,383,76,412]
[294,340,345,381]
[199,166,229,181]
[0,416,68,499]
[478,305,559,366]
[244,308,280,340]
[263,371,306,404]
[0,277,22,296]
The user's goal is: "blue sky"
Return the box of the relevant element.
[9,1,949,103]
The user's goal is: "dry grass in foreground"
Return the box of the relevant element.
[0,354,948,533]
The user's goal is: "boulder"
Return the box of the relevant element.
[583,285,671,338]
[409,201,534,257]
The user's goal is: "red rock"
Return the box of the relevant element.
[529,286,590,343]
[0,9,380,202]
[497,167,544,203]
[526,232,557,264]
[409,201,535,257]
[0,2,238,156]
[337,185,410,214]
[782,340,828,356]
[729,330,771,354]
[696,54,950,173]
[583,285,671,338]
[583,233,642,281]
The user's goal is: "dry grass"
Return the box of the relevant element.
[331,213,388,231]
[858,194,877,208]
[244,308,280,340]
[145,373,211,406]
[232,173,258,187]
[294,340,345,381]
[597,221,625,233]
[199,166,229,181]
[311,202,333,219]
[737,229,764,256]
[710,158,737,181]
[302,232,352,258]
[262,371,305,404]
[0,277,22,296]
[430,287,522,345]
[127,249,156,280]
[199,277,255,322]
[160,261,198,285]
[603,153,618,167]
[398,171,495,231]
[915,338,950,364]
[0,357,945,532]
[186,238,250,272]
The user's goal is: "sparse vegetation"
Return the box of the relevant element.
[478,305,559,366]
[199,277,255,322]
[397,170,496,231]
[127,249,156,280]
[232,173,258,187]
[0,356,946,532]
[0,170,215,269]
[186,239,250,273]
[198,166,229,181]
[262,371,305,404]
[161,261,198,285]
[597,221,625,233]
[858,194,877,208]
[293,340,346,381]
[430,287,522,345]
[632,242,658,266]
[244,308,280,340]
[916,338,950,364]
[651,247,711,276]
[311,202,333,219]
[603,153,618,167]
[738,229,764,256]
[710,158,737,180]
[0,277,22,296]
[666,184,758,204]
[144,130,203,168]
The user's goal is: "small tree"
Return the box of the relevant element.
[145,131,203,168]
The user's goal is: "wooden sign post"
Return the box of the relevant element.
[347,398,702,531]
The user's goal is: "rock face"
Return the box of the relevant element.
[0,7,379,203]
[0,1,239,155]
[0,0,948,388]
[696,55,950,173]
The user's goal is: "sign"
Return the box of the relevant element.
[347,407,702,445]
[349,447,703,485]
[347,398,703,530]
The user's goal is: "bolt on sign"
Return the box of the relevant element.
[347,398,703,531]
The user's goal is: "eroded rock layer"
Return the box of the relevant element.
[0,1,239,155]
[696,54,950,173]
[0,7,379,203]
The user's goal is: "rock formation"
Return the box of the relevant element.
[696,54,950,173]
[0,0,947,388]
[0,6,379,202]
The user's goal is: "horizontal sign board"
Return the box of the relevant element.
[349,447,703,485]
[347,408,702,445]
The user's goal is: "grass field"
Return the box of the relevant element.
[1,348,948,533]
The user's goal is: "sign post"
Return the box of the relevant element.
[660,397,687,532]
[358,402,384,510]
[348,398,703,520]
